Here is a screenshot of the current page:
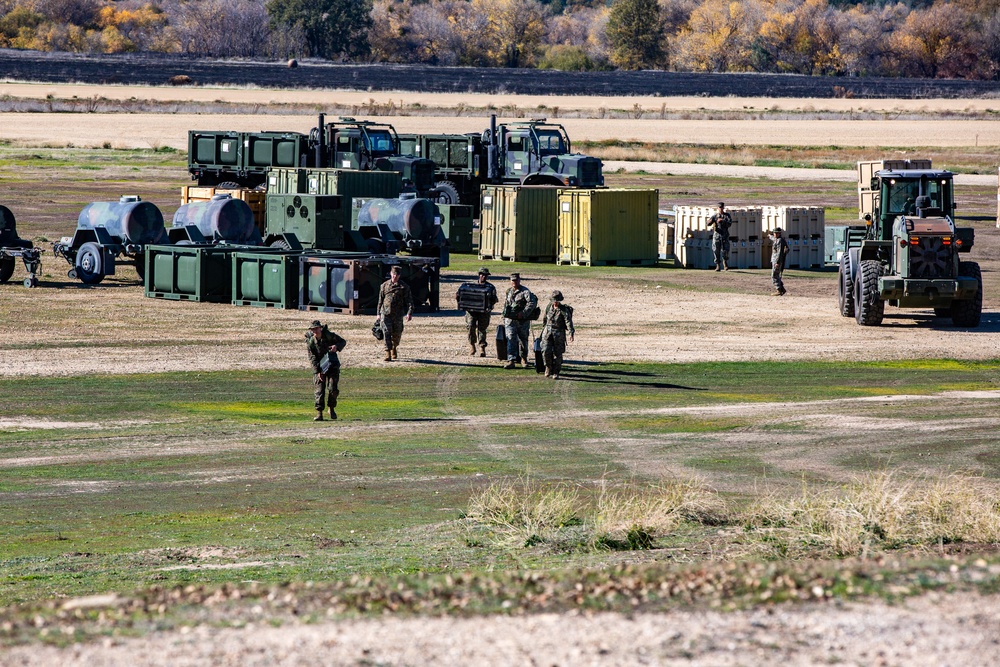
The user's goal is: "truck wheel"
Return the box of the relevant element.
[75,242,106,284]
[933,307,950,318]
[216,182,241,190]
[951,261,982,327]
[854,259,884,326]
[838,257,854,317]
[435,181,461,205]
[0,257,14,283]
[134,253,145,281]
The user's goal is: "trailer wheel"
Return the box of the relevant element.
[854,259,884,326]
[75,242,106,284]
[23,275,38,288]
[951,261,982,327]
[837,256,854,317]
[0,257,14,283]
[435,181,461,205]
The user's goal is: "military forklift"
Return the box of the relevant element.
[838,159,982,327]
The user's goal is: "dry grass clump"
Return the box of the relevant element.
[743,472,1000,558]
[465,477,724,551]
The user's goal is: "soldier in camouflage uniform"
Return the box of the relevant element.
[707,201,733,271]
[502,272,538,369]
[541,290,575,379]
[458,267,498,357]
[377,265,414,361]
[770,227,789,296]
[306,320,346,421]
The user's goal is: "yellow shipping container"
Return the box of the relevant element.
[478,185,559,262]
[556,188,658,266]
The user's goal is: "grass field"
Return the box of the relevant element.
[2,138,1000,648]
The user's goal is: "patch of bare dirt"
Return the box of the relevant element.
[5,592,999,666]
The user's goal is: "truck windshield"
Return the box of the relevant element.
[365,130,396,154]
[885,178,952,216]
[534,129,566,155]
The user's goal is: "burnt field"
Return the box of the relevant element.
[2,47,1000,98]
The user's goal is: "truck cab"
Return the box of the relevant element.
[319,118,435,194]
[501,121,603,188]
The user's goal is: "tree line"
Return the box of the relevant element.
[3,0,1000,80]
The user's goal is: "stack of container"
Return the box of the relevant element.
[478,185,559,262]
[761,206,825,268]
[672,206,763,269]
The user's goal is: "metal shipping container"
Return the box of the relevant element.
[232,250,303,309]
[437,203,474,254]
[266,194,348,250]
[557,188,658,266]
[144,244,240,302]
[478,185,559,262]
[267,168,403,202]
[299,254,439,315]
[244,133,308,173]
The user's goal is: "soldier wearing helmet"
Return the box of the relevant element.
[306,319,346,421]
[540,290,574,379]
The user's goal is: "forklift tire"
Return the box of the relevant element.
[854,259,884,326]
[837,257,854,318]
[951,261,982,328]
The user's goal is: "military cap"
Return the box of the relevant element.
[390,265,402,274]
[718,201,725,208]
[551,290,563,301]
[309,320,323,329]
[509,272,520,280]
[772,227,783,233]
[478,267,491,276]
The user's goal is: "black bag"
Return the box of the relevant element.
[457,282,494,313]
[495,325,507,360]
[533,337,544,373]
[528,306,541,321]
[372,320,384,341]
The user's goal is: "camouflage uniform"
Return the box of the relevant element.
[541,293,574,378]
[502,282,538,366]
[463,280,498,354]
[306,324,346,417]
[377,276,414,356]
[771,231,790,295]
[708,207,733,270]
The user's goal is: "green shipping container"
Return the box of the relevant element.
[244,133,308,172]
[478,185,559,262]
[557,188,659,266]
[437,203,474,254]
[266,168,308,195]
[144,244,239,302]
[232,250,302,309]
[266,194,347,250]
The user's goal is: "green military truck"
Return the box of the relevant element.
[398,115,604,207]
[838,159,982,327]
[188,115,435,195]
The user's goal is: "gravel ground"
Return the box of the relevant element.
[3,593,998,667]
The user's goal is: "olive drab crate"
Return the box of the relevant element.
[298,254,440,316]
[436,203,475,254]
[231,249,303,309]
[144,244,244,302]
[556,188,658,266]
[267,168,403,201]
[478,185,559,262]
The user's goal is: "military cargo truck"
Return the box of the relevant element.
[839,159,981,327]
[188,115,435,194]
[398,115,604,207]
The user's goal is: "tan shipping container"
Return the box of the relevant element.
[478,185,559,262]
[857,159,932,220]
[556,188,658,266]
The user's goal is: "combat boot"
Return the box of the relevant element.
[503,360,516,369]
[314,410,324,421]
[329,407,337,420]
[384,350,392,361]
[723,261,729,271]
[479,346,487,358]
[469,344,477,356]
[391,347,398,360]
[771,290,782,296]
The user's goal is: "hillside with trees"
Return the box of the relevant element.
[2,0,1000,79]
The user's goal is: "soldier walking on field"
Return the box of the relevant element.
[502,272,538,370]
[770,227,789,296]
[377,265,413,361]
[541,290,574,379]
[707,201,733,271]
[458,267,498,357]
[306,320,346,421]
